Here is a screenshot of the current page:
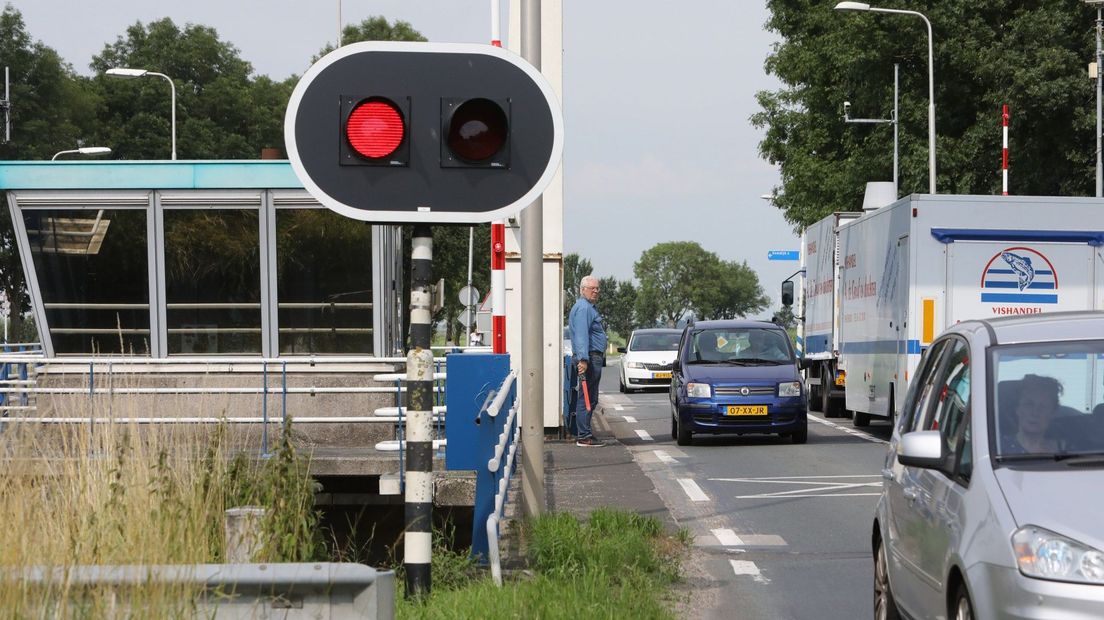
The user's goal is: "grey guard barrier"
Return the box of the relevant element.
[12,563,394,619]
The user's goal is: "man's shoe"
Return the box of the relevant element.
[575,437,605,447]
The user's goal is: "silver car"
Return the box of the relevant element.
[874,311,1104,620]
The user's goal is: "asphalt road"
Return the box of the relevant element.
[599,359,894,620]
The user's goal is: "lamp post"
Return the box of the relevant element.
[834,2,936,194]
[106,67,176,160]
[51,146,111,161]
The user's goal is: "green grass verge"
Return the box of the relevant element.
[397,509,689,619]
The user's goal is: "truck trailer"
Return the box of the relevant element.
[790,193,1104,426]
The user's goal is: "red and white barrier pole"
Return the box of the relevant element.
[1002,104,1009,196]
[491,222,506,353]
[490,0,502,47]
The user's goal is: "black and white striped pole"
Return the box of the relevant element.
[405,224,435,596]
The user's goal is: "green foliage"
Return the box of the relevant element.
[316,16,428,61]
[634,241,767,326]
[396,509,687,620]
[755,0,1097,230]
[772,304,797,329]
[562,253,594,314]
[594,276,638,339]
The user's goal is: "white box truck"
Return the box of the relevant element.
[822,193,1104,426]
[796,211,860,418]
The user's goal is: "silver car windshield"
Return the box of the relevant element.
[992,340,1104,461]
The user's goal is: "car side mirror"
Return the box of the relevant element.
[781,280,794,307]
[617,346,626,354]
[897,430,947,470]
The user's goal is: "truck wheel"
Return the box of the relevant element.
[853,411,871,427]
[808,375,823,412]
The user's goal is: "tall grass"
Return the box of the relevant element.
[397,509,689,619]
[0,408,321,616]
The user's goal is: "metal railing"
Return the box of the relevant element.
[0,353,451,457]
[484,371,520,586]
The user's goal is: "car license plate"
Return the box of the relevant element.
[726,405,767,416]
[653,372,671,379]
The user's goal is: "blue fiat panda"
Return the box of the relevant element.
[670,320,809,445]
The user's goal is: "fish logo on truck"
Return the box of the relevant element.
[980,247,1058,312]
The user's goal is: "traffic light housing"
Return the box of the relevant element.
[285,42,563,224]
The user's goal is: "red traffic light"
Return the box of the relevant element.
[346,99,405,159]
[445,98,508,164]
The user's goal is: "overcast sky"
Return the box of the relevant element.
[9,0,799,315]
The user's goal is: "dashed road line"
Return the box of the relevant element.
[635,429,653,441]
[712,528,744,546]
[653,449,677,464]
[730,560,769,584]
[677,478,710,502]
[622,415,637,423]
[807,414,888,444]
[709,475,882,499]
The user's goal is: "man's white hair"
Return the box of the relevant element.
[580,275,599,292]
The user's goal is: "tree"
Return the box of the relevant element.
[772,304,796,329]
[595,276,637,341]
[562,253,593,314]
[315,16,427,61]
[633,242,719,327]
[89,18,291,160]
[754,1,1095,230]
[696,260,768,320]
[0,6,101,341]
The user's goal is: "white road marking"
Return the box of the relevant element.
[677,478,710,502]
[613,405,624,411]
[635,429,654,441]
[807,414,888,444]
[622,415,637,423]
[653,450,677,464]
[709,475,883,499]
[712,528,744,546]
[729,560,769,584]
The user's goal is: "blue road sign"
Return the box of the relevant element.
[768,250,800,261]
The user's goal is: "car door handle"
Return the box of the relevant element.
[881,468,894,480]
[903,487,918,501]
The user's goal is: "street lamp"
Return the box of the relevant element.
[106,67,176,160]
[834,2,937,194]
[51,146,111,161]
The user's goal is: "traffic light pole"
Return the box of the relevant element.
[519,0,546,518]
[404,224,435,597]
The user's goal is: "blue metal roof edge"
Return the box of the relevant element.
[0,160,304,190]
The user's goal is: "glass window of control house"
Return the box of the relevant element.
[23,208,151,355]
[163,209,262,355]
[275,209,374,354]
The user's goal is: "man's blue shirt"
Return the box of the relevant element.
[568,297,607,362]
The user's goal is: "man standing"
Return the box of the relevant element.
[569,275,607,447]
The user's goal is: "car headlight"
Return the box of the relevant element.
[1013,526,1104,584]
[778,381,802,398]
[687,382,711,398]
[625,361,645,369]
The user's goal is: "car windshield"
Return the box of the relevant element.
[629,332,681,352]
[687,328,793,364]
[991,340,1104,461]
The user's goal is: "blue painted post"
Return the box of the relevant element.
[443,352,509,563]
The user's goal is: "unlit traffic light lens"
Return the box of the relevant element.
[346,99,405,159]
[447,98,508,162]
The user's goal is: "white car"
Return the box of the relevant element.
[618,328,681,393]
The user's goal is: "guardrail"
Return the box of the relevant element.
[485,371,520,586]
[11,563,394,618]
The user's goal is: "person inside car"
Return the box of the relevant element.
[1004,373,1063,454]
[740,329,790,362]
